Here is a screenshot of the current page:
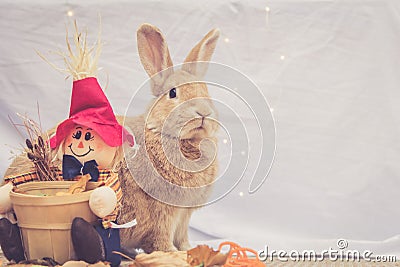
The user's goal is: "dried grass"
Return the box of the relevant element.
[36,18,103,81]
[9,105,59,181]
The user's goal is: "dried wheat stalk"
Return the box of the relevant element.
[9,110,59,181]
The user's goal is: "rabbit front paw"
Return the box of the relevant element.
[153,241,178,252]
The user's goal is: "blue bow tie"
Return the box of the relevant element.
[62,154,99,181]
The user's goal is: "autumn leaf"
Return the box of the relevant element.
[129,251,188,267]
[187,245,227,267]
[68,174,91,194]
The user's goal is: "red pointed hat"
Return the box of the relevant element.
[50,77,134,149]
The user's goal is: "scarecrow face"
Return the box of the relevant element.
[63,125,117,168]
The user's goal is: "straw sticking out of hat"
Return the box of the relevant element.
[36,19,102,81]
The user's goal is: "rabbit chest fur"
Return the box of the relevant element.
[118,115,218,252]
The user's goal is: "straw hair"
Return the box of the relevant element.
[37,20,102,81]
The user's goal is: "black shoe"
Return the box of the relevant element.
[0,218,26,262]
[71,217,106,264]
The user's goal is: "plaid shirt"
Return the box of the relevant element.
[4,168,122,229]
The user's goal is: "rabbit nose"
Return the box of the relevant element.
[196,111,211,117]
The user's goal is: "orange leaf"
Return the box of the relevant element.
[187,245,227,267]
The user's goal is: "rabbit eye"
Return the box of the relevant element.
[169,88,177,99]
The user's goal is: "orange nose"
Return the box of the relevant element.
[78,141,84,148]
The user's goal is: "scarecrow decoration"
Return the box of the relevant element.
[0,22,136,267]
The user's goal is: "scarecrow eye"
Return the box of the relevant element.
[72,130,82,139]
[85,132,94,141]
[169,88,177,99]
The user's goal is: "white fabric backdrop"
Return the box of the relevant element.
[1,0,399,258]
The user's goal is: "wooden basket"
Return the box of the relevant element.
[9,181,98,264]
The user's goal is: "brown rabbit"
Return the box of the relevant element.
[118,24,220,253]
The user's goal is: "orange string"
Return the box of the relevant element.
[218,241,265,267]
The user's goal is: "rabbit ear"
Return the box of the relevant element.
[137,24,173,96]
[182,28,220,78]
